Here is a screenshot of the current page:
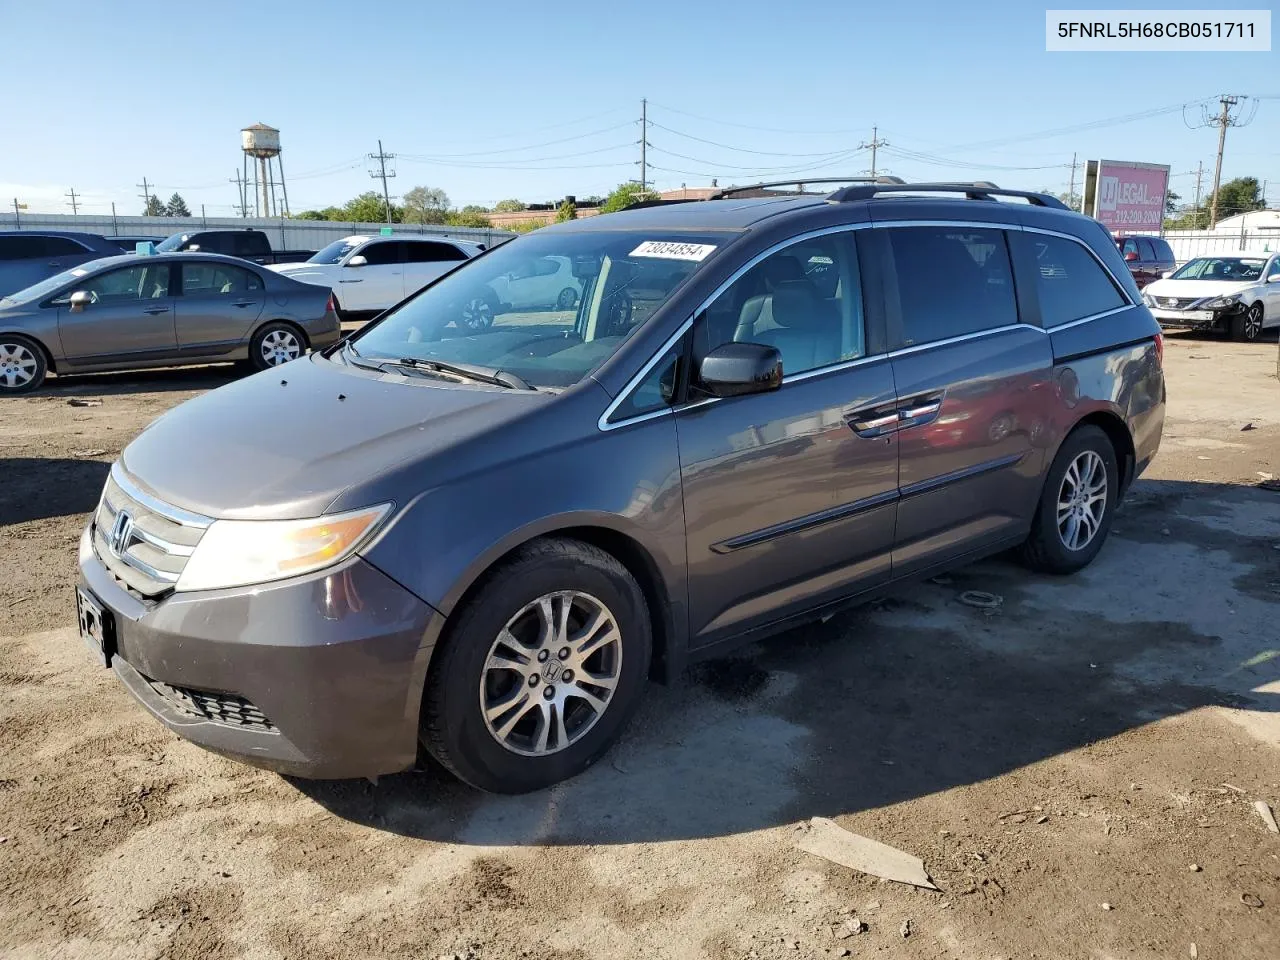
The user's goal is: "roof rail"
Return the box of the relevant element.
[624,197,703,211]
[826,181,1067,209]
[709,176,904,201]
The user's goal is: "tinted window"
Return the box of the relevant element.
[611,340,684,421]
[74,264,171,303]
[43,237,90,257]
[404,241,467,263]
[694,232,863,377]
[0,237,41,260]
[182,262,264,295]
[1137,238,1156,261]
[1152,238,1174,262]
[231,233,268,257]
[886,227,1017,346]
[1028,235,1126,327]
[360,241,401,266]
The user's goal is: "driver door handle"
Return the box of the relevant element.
[339,278,362,283]
[143,306,170,315]
[232,300,255,308]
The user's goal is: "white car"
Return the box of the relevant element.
[487,255,582,312]
[1141,252,1280,342]
[270,235,484,316]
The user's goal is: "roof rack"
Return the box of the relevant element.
[624,197,703,211]
[826,181,1067,209]
[709,176,905,201]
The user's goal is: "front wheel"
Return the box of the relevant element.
[250,322,306,370]
[458,292,498,331]
[1019,425,1118,575]
[0,334,48,394]
[1229,302,1265,342]
[421,538,652,793]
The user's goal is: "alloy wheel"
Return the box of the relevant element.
[479,590,623,757]
[260,329,301,366]
[0,342,38,389]
[1244,304,1264,340]
[1056,450,1108,551]
[461,297,494,330]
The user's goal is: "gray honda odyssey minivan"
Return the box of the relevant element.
[77,180,1165,793]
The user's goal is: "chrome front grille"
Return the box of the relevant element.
[1157,296,1199,310]
[92,465,211,597]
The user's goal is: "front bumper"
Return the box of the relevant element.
[78,526,442,779]
[1148,305,1240,330]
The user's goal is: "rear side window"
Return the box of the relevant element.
[1137,238,1156,260]
[885,226,1017,346]
[43,237,90,257]
[404,241,467,263]
[0,236,41,260]
[231,234,267,257]
[182,262,264,295]
[1027,234,1126,327]
[1153,238,1174,262]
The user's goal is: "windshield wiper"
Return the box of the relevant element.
[388,356,535,391]
[339,339,386,372]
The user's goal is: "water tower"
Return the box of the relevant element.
[240,123,290,217]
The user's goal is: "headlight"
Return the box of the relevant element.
[1141,293,1155,306]
[1203,294,1241,309]
[175,503,392,592]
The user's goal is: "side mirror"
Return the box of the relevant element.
[1123,251,1139,262]
[1161,270,1174,279]
[1268,273,1280,283]
[697,342,782,398]
[346,255,368,267]
[68,290,92,313]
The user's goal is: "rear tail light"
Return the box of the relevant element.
[326,292,337,315]
[1153,332,1164,368]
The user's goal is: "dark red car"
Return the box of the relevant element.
[1115,235,1175,289]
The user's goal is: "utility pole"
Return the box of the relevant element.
[230,170,247,217]
[369,139,396,223]
[111,202,118,236]
[631,99,652,192]
[1208,95,1241,229]
[65,188,80,216]
[1192,161,1205,225]
[137,177,153,215]
[859,126,889,177]
[12,198,22,228]
[1067,152,1078,209]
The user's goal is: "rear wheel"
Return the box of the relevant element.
[1229,302,1265,342]
[556,287,577,310]
[459,292,498,331]
[1020,425,1118,575]
[250,322,306,370]
[422,538,652,793]
[0,334,47,394]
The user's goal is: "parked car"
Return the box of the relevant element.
[1141,252,1280,341]
[1115,234,1175,288]
[156,229,314,265]
[0,252,339,393]
[487,254,583,312]
[0,231,130,297]
[107,235,167,252]
[75,181,1164,793]
[269,235,484,317]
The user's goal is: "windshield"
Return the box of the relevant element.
[155,233,189,253]
[351,230,728,388]
[308,239,367,264]
[1171,257,1266,281]
[2,264,97,304]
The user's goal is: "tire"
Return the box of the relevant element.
[458,292,498,332]
[1019,424,1119,575]
[1229,302,1265,342]
[0,334,48,394]
[249,322,307,371]
[422,538,652,793]
[556,287,577,310]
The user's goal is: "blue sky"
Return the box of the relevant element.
[2,0,1277,216]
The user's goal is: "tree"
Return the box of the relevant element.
[342,191,401,223]
[600,182,657,214]
[506,219,547,234]
[1052,189,1081,212]
[143,194,166,217]
[556,200,577,223]
[461,204,490,215]
[444,210,491,228]
[165,193,191,218]
[294,209,334,220]
[1165,189,1181,215]
[402,186,450,224]
[1211,177,1265,219]
[493,198,526,213]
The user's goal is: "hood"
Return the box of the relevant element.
[120,354,552,520]
[1144,278,1258,301]
[268,262,334,279]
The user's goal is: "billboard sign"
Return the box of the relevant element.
[1081,160,1170,231]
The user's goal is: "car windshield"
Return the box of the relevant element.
[350,230,729,389]
[155,233,190,253]
[1171,257,1266,281]
[2,264,97,304]
[308,239,367,264]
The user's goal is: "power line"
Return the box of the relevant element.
[647,121,859,158]
[402,143,633,168]
[858,127,889,177]
[401,122,634,160]
[645,101,870,137]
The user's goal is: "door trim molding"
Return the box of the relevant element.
[710,488,900,554]
[899,452,1026,500]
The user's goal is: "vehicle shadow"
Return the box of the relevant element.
[42,364,243,397]
[0,458,110,526]
[294,479,1280,846]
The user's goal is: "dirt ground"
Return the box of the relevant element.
[2,333,1278,960]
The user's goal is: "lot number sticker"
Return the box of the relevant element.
[630,241,717,262]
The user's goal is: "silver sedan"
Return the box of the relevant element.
[0,252,340,393]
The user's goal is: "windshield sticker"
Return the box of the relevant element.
[630,241,717,262]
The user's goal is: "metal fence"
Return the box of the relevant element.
[0,212,517,251]
[1127,228,1280,263]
